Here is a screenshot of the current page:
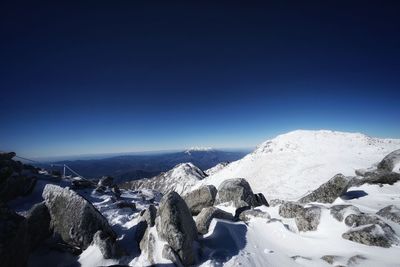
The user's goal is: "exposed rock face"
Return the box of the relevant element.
[239,209,270,222]
[162,244,184,267]
[295,206,322,232]
[0,204,30,267]
[0,175,37,203]
[183,185,217,215]
[98,176,114,187]
[195,207,234,235]
[115,201,136,210]
[330,205,360,222]
[26,202,52,249]
[254,193,269,207]
[71,179,96,189]
[141,204,157,227]
[42,184,116,250]
[343,213,398,247]
[93,230,122,259]
[139,228,156,265]
[157,191,198,266]
[378,149,400,172]
[278,201,304,218]
[355,171,400,186]
[299,174,352,203]
[377,205,400,224]
[215,178,257,208]
[342,224,396,248]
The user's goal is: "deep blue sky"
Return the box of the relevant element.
[1,1,400,157]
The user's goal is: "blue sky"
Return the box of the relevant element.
[1,1,400,157]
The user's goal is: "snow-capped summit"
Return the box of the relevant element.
[184,147,214,155]
[122,162,206,195]
[199,130,400,200]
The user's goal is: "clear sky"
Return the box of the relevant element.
[1,1,400,158]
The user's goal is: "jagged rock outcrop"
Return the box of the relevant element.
[42,184,116,252]
[343,213,398,247]
[0,204,30,267]
[0,175,37,203]
[295,206,322,232]
[140,204,157,227]
[156,191,198,266]
[298,174,353,203]
[378,149,400,172]
[195,207,234,234]
[162,244,184,267]
[93,230,123,259]
[215,178,257,208]
[278,201,304,218]
[354,171,400,186]
[183,185,217,215]
[26,202,52,249]
[98,176,114,187]
[139,228,157,265]
[330,205,360,222]
[254,193,269,207]
[377,205,400,224]
[238,208,270,222]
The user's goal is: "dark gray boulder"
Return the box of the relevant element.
[140,204,157,227]
[330,205,360,222]
[342,224,396,248]
[355,171,400,186]
[42,184,116,250]
[295,206,322,232]
[377,205,400,224]
[298,174,353,203]
[254,193,269,207]
[26,202,52,249]
[239,209,270,222]
[98,176,114,187]
[183,185,217,215]
[378,149,400,172]
[162,244,184,267]
[0,204,30,267]
[93,230,122,259]
[0,175,37,203]
[195,207,234,235]
[278,201,304,218]
[215,178,257,208]
[157,191,198,266]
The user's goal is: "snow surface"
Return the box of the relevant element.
[205,162,229,176]
[200,130,400,200]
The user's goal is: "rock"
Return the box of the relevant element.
[195,207,235,235]
[269,199,284,207]
[278,201,304,218]
[378,149,400,172]
[93,230,121,259]
[134,220,148,247]
[157,191,198,266]
[111,185,121,198]
[0,175,37,202]
[95,185,106,193]
[321,255,337,264]
[376,205,400,224]
[330,205,360,222]
[139,228,156,265]
[162,244,184,267]
[347,255,367,266]
[0,203,30,267]
[42,184,116,250]
[299,174,353,203]
[98,176,114,187]
[342,224,396,247]
[183,185,217,215]
[295,206,321,232]
[26,202,52,249]
[234,204,251,219]
[71,179,96,189]
[238,209,270,222]
[0,152,16,160]
[141,204,157,227]
[355,171,400,186]
[215,178,257,208]
[116,201,136,210]
[254,193,269,207]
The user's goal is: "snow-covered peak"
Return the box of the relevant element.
[199,130,400,200]
[205,162,229,176]
[184,147,214,155]
[168,162,207,181]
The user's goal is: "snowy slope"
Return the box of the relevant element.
[200,130,400,200]
[122,162,206,195]
[205,162,229,176]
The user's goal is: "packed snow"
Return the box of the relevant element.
[200,130,400,200]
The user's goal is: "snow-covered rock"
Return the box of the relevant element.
[378,149,400,172]
[201,130,400,200]
[215,178,257,208]
[377,205,400,224]
[204,162,229,176]
[124,163,206,195]
[183,184,217,215]
[195,207,234,234]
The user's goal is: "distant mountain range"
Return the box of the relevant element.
[43,148,249,183]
